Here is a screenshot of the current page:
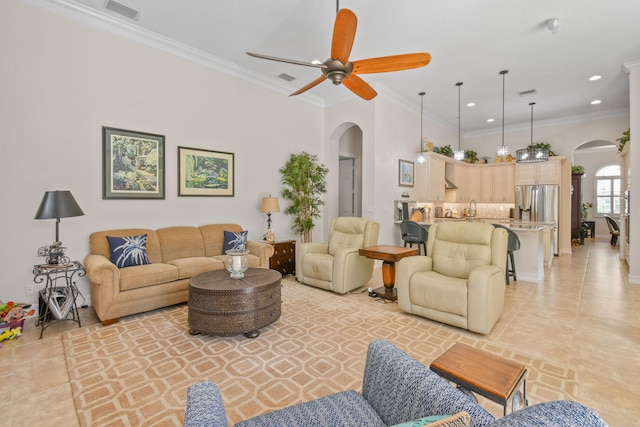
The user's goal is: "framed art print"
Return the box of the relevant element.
[102,127,165,199]
[178,146,234,196]
[399,159,414,187]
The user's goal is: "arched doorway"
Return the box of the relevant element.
[338,125,363,217]
[572,139,618,239]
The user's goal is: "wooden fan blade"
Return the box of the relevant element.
[290,75,328,97]
[247,52,327,69]
[343,74,377,100]
[331,9,357,64]
[352,53,431,74]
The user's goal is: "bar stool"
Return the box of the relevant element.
[604,215,620,246]
[493,224,520,284]
[400,220,427,255]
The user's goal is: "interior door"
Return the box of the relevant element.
[339,157,356,217]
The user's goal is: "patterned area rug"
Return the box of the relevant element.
[63,279,578,426]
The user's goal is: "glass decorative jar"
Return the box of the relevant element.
[226,249,249,279]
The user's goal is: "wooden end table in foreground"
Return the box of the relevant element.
[430,342,528,416]
[359,245,418,301]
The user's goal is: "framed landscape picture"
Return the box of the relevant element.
[399,159,414,187]
[178,146,234,196]
[102,127,165,199]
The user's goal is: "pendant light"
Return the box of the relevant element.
[453,82,465,161]
[496,70,509,158]
[516,102,549,162]
[417,91,427,164]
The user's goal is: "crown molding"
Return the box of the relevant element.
[371,83,457,133]
[465,108,629,139]
[623,60,640,74]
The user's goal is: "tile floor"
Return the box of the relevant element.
[1,237,638,426]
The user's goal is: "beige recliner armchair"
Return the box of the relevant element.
[396,222,508,334]
[296,217,380,294]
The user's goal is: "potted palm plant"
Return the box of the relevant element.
[280,152,328,243]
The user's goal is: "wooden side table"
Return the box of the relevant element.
[359,245,419,301]
[430,343,528,415]
[266,240,296,276]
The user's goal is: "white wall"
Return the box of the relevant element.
[324,96,458,247]
[624,61,640,283]
[0,1,323,305]
[464,115,629,160]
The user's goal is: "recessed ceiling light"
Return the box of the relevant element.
[591,100,602,105]
[311,59,323,65]
[487,118,495,123]
[467,102,476,107]
[589,75,602,81]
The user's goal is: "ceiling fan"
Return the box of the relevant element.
[247,8,431,100]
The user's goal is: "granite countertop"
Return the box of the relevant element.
[394,218,552,231]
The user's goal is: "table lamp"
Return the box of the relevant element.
[34,190,84,263]
[259,196,280,242]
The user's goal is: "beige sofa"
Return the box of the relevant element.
[84,224,274,325]
[396,222,508,334]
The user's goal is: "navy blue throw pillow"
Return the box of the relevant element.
[223,230,248,252]
[106,234,151,268]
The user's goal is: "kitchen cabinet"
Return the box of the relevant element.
[446,162,468,202]
[480,163,515,203]
[416,155,445,202]
[467,166,482,203]
[497,163,515,203]
[515,160,561,185]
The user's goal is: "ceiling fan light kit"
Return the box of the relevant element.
[247,8,431,101]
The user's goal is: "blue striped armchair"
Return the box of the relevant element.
[184,340,607,427]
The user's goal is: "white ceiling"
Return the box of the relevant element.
[45,0,640,134]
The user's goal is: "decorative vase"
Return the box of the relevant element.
[581,207,588,219]
[226,249,249,279]
[265,229,276,242]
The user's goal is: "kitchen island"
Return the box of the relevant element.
[505,223,548,282]
[395,218,551,282]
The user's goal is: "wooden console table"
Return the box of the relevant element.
[430,342,528,415]
[359,245,418,301]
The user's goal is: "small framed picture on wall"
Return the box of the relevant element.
[178,146,234,196]
[398,159,414,187]
[102,127,165,199]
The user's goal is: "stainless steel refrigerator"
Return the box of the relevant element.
[515,185,559,255]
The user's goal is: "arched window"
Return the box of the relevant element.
[595,164,621,215]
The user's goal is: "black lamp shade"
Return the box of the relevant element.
[34,191,84,220]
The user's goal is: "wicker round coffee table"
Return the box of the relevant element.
[188,268,282,338]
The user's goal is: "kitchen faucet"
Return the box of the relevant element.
[468,199,477,221]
